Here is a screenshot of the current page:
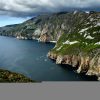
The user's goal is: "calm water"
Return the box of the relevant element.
[0,36,97,81]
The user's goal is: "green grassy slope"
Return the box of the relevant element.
[51,12,100,56]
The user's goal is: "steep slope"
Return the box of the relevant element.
[0,24,18,36]
[0,11,91,42]
[48,11,100,80]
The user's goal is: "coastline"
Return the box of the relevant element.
[47,51,100,81]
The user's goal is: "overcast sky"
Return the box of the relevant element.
[0,0,100,27]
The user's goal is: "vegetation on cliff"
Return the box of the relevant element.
[48,11,100,80]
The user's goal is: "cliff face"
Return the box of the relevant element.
[0,11,91,42]
[38,34,50,42]
[47,11,100,80]
[48,49,100,80]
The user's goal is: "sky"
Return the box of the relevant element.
[0,0,100,27]
[0,15,30,27]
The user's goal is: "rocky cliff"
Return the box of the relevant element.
[48,49,100,80]
[0,11,93,42]
[47,11,100,80]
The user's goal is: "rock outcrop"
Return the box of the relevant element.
[38,34,50,42]
[47,11,100,80]
[56,55,63,64]
[16,35,28,40]
[48,50,100,80]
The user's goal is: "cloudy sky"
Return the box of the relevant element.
[0,0,100,27]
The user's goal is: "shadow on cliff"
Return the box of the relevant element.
[60,64,98,81]
[49,59,98,81]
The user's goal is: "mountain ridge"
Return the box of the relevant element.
[0,11,92,41]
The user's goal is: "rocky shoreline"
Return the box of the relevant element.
[16,35,57,44]
[47,51,100,81]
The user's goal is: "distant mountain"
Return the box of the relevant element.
[0,11,100,80]
[0,24,18,36]
[0,11,94,42]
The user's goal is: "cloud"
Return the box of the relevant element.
[0,0,100,17]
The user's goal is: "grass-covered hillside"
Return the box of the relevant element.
[51,12,100,55]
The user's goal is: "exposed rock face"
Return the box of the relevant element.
[16,35,28,40]
[0,11,92,42]
[38,34,50,42]
[48,50,100,80]
[86,52,100,80]
[47,11,100,80]
[47,52,57,60]
[56,55,63,64]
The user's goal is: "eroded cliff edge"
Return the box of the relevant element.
[48,49,100,80]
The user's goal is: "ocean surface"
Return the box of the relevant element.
[0,36,97,81]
